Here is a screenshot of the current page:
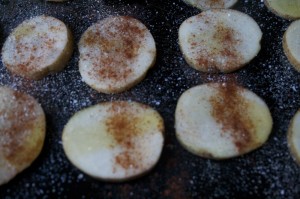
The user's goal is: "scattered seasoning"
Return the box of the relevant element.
[105,102,143,170]
[0,88,41,166]
[0,0,298,198]
[82,16,147,82]
[2,15,68,79]
[200,73,239,84]
[195,21,242,72]
[207,0,225,7]
[209,83,255,152]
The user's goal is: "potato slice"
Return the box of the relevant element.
[182,0,238,10]
[175,83,272,159]
[62,101,164,182]
[179,9,262,73]
[288,110,300,165]
[0,86,46,185]
[78,16,156,94]
[265,0,300,20]
[283,20,300,71]
[1,15,73,80]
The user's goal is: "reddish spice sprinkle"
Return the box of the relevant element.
[209,83,255,152]
[105,102,142,170]
[83,16,147,82]
[207,0,225,7]
[12,25,57,76]
[0,90,40,165]
[195,21,243,72]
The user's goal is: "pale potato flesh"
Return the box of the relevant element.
[179,9,262,73]
[288,110,300,165]
[1,15,73,80]
[183,0,238,10]
[79,16,156,94]
[175,83,273,159]
[0,86,46,185]
[283,20,300,71]
[62,101,164,182]
[265,0,300,20]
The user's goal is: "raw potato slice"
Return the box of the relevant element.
[175,83,273,159]
[265,0,300,20]
[0,86,46,185]
[1,15,73,80]
[179,9,262,73]
[182,0,238,10]
[283,20,300,71]
[78,16,156,94]
[62,101,164,182]
[288,110,300,165]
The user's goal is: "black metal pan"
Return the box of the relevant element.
[0,0,300,198]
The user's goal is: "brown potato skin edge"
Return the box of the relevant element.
[264,0,300,20]
[283,28,300,72]
[287,111,300,166]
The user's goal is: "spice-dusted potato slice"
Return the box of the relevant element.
[175,83,272,159]
[78,16,156,94]
[1,15,73,80]
[288,110,300,165]
[179,9,262,73]
[0,86,46,185]
[182,0,238,10]
[62,101,164,182]
[283,20,300,71]
[265,0,300,20]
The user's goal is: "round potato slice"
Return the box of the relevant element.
[182,0,238,10]
[62,101,164,182]
[0,86,46,185]
[288,110,300,165]
[265,0,300,20]
[283,20,300,72]
[1,15,73,80]
[179,9,262,73]
[78,16,156,94]
[175,83,273,159]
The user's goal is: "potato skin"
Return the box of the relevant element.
[287,110,300,165]
[283,21,300,72]
[265,0,300,20]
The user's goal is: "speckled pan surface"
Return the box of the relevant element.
[0,0,300,198]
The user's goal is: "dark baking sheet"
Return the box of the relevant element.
[1,0,300,198]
